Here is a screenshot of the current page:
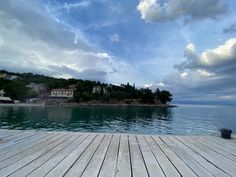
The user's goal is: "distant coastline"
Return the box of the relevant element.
[0,103,176,108]
[60,103,176,108]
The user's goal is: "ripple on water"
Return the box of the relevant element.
[0,105,235,134]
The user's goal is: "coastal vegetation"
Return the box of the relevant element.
[0,70,172,105]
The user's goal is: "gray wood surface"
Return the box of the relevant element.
[0,130,235,177]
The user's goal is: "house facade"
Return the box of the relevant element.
[92,86,107,94]
[50,89,74,98]
[50,84,77,98]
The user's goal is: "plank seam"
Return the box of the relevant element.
[25,134,83,177]
[78,134,106,177]
[166,136,216,177]
[159,136,200,177]
[135,136,150,177]
[175,136,232,176]
[114,135,121,177]
[97,135,114,177]
[5,133,72,176]
[127,135,133,177]
[0,133,58,163]
[193,137,236,162]
[42,134,90,177]
[62,134,102,176]
[0,133,68,171]
[151,136,183,177]
[143,136,167,177]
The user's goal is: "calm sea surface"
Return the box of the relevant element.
[0,104,235,135]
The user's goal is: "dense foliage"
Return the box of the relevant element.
[0,70,173,104]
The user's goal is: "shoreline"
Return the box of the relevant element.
[0,103,177,108]
[60,103,177,108]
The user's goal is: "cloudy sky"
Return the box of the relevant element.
[0,0,236,102]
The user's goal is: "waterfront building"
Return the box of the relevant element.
[50,85,76,98]
[92,86,107,94]
[50,89,74,98]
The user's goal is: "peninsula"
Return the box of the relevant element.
[0,70,173,106]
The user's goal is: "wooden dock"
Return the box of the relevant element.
[0,130,235,177]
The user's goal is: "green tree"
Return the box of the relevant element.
[4,81,30,101]
[140,88,155,104]
[155,89,173,104]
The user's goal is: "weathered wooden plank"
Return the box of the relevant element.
[0,133,57,162]
[169,136,229,177]
[0,131,38,150]
[0,130,235,177]
[176,136,236,176]
[160,136,214,177]
[0,131,19,139]
[63,134,105,177]
[0,132,54,158]
[0,130,32,141]
[137,135,165,177]
[98,135,120,177]
[153,136,197,177]
[0,132,66,170]
[210,136,236,151]
[8,134,80,177]
[45,134,97,177]
[27,133,89,177]
[80,134,112,177]
[144,136,180,177]
[115,134,131,177]
[195,136,236,162]
[183,136,236,171]
[129,135,149,177]
[0,133,71,177]
[204,136,236,155]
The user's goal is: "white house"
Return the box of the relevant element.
[50,84,77,99]
[92,86,107,94]
[50,89,74,98]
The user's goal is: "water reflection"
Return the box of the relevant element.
[0,106,172,133]
[1,105,235,135]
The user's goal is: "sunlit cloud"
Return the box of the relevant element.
[137,0,228,23]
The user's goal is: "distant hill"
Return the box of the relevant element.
[0,70,173,104]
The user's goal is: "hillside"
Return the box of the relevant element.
[0,70,172,104]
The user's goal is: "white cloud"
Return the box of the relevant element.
[180,72,188,78]
[156,82,165,87]
[63,1,91,13]
[137,0,228,23]
[177,38,236,69]
[0,0,115,82]
[160,39,236,101]
[144,83,153,88]
[96,52,111,59]
[0,0,151,85]
[196,69,215,78]
[109,33,119,43]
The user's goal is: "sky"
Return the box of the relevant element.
[0,0,236,102]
